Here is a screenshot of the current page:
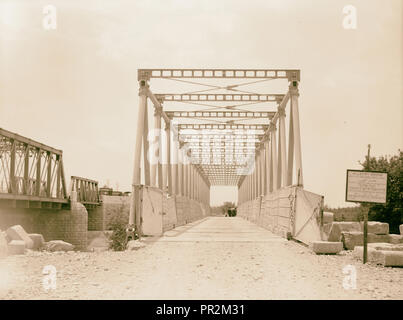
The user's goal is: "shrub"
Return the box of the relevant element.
[108,220,127,251]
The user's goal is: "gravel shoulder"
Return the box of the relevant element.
[0,217,402,300]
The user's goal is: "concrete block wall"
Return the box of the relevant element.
[0,203,88,251]
[87,206,104,231]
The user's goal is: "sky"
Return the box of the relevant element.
[0,0,402,207]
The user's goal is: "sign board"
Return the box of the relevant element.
[345,170,387,204]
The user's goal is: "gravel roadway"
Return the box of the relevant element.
[0,217,402,300]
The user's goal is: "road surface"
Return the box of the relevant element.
[0,217,402,299]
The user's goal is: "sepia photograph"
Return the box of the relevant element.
[0,0,402,307]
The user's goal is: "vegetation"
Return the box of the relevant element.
[105,198,130,251]
[360,149,402,234]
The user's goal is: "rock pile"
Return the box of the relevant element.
[0,225,75,257]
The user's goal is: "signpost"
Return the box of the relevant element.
[345,169,388,263]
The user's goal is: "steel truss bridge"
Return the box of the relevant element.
[128,68,304,235]
[0,128,99,209]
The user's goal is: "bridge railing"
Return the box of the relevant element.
[0,128,68,202]
[69,176,100,206]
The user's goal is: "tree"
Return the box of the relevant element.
[360,149,402,234]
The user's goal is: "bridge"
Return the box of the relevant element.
[127,68,324,244]
[0,68,325,251]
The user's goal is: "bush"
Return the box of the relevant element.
[108,220,127,251]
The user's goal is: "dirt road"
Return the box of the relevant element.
[0,217,402,299]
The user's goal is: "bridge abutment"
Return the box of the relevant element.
[0,202,88,251]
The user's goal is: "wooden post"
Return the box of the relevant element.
[363,204,368,264]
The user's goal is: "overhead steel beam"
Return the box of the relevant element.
[156,93,284,102]
[178,124,269,130]
[138,69,300,81]
[166,111,276,119]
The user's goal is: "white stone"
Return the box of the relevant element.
[45,240,74,252]
[28,234,45,250]
[126,240,146,251]
[327,222,361,242]
[7,240,26,255]
[6,225,34,249]
[311,241,343,254]
[365,221,389,235]
[322,212,334,224]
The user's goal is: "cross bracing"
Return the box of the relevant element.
[128,68,304,236]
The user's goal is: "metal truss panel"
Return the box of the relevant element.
[156,93,284,102]
[166,111,276,119]
[138,69,300,81]
[178,124,269,130]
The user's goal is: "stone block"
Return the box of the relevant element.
[311,241,343,254]
[323,212,334,224]
[387,234,403,244]
[328,222,361,242]
[354,246,403,266]
[368,243,403,251]
[28,234,45,250]
[0,231,8,258]
[365,222,389,235]
[6,225,34,249]
[342,231,390,250]
[383,251,403,267]
[400,224,403,235]
[7,240,26,255]
[45,240,74,252]
[353,246,385,264]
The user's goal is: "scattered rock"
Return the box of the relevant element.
[6,225,34,249]
[45,240,75,252]
[28,234,45,250]
[126,240,146,251]
[8,240,26,255]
